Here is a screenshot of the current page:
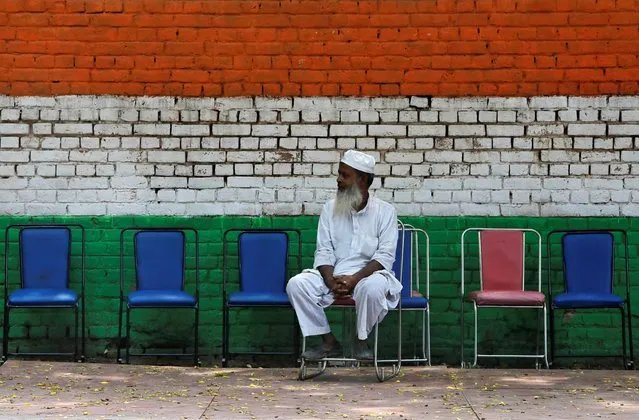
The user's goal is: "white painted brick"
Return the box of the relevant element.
[397,138,415,149]
[600,110,619,121]
[568,96,607,108]
[567,123,606,136]
[61,137,80,149]
[578,110,599,121]
[252,124,288,136]
[448,125,485,136]
[26,203,67,215]
[75,164,95,176]
[149,177,187,188]
[573,138,593,149]
[462,151,499,163]
[511,191,531,204]
[500,151,535,162]
[487,125,524,136]
[148,151,185,163]
[432,191,452,203]
[293,98,332,110]
[589,191,611,203]
[20,109,40,120]
[500,204,540,216]
[470,164,489,175]
[477,111,496,123]
[543,178,582,189]
[433,97,488,110]
[497,110,516,122]
[234,163,254,175]
[549,164,569,176]
[380,111,398,122]
[211,124,249,136]
[1,109,20,120]
[408,125,445,137]
[110,176,148,189]
[30,151,68,162]
[340,111,359,122]
[550,190,570,203]
[439,111,458,123]
[303,150,340,163]
[329,124,366,137]
[227,151,263,162]
[488,97,527,109]
[188,177,224,189]
[558,110,577,121]
[419,111,438,122]
[569,164,589,175]
[368,125,406,137]
[399,111,418,122]
[428,150,463,162]
[187,151,226,163]
[0,136,19,148]
[422,203,460,216]
[301,110,320,123]
[415,138,434,149]
[172,124,209,136]
[371,97,409,109]
[320,110,340,122]
[133,124,171,135]
[540,150,580,162]
[359,110,379,122]
[517,110,535,123]
[581,151,618,162]
[0,123,29,135]
[463,178,502,190]
[53,123,92,134]
[613,138,632,149]
[529,96,567,109]
[609,124,639,135]
[536,111,556,121]
[458,111,477,123]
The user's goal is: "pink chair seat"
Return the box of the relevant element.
[332,296,355,306]
[468,290,545,306]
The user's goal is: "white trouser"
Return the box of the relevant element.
[286,270,399,340]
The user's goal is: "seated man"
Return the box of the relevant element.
[287,149,401,360]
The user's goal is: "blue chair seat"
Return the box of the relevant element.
[553,292,624,309]
[127,290,196,307]
[400,296,429,309]
[228,291,290,306]
[8,288,79,307]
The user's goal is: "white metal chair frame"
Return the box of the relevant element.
[393,223,430,365]
[460,228,548,369]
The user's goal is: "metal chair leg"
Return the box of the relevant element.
[621,307,627,369]
[194,306,200,367]
[2,305,9,363]
[222,304,229,367]
[74,305,79,362]
[117,297,123,363]
[125,306,131,364]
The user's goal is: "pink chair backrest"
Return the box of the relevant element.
[479,230,524,291]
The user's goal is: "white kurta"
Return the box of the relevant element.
[287,196,402,340]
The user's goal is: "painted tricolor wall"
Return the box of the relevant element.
[1,0,638,364]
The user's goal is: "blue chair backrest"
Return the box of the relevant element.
[563,233,614,294]
[135,231,185,291]
[239,232,288,293]
[392,229,413,298]
[20,227,71,289]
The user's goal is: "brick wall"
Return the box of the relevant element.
[1,0,638,97]
[2,94,639,217]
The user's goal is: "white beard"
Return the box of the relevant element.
[333,184,363,218]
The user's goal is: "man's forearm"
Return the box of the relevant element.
[318,265,335,287]
[353,260,384,283]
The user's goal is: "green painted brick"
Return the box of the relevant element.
[1,215,638,367]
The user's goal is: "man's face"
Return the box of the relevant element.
[337,162,359,192]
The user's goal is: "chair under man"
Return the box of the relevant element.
[460,228,548,369]
[118,228,200,366]
[298,222,410,382]
[3,224,86,363]
[222,228,301,367]
[547,229,634,369]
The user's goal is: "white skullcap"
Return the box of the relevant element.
[341,149,375,174]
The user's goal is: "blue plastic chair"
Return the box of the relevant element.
[3,225,85,363]
[547,230,634,369]
[390,224,430,365]
[118,228,200,366]
[222,229,301,367]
